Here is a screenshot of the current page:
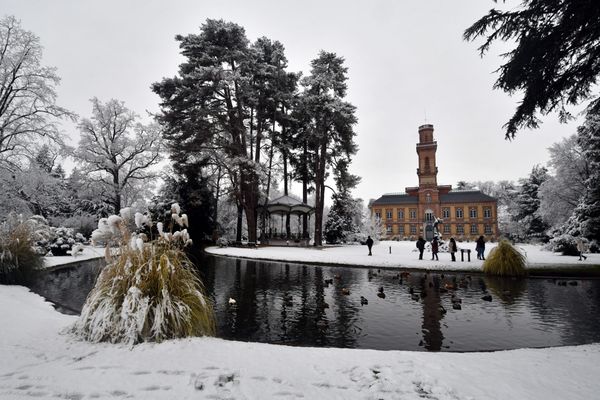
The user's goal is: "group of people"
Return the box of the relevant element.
[416,235,486,261]
[365,235,487,261]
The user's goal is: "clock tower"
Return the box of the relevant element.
[416,124,441,227]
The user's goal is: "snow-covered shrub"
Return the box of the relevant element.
[216,237,229,248]
[0,214,43,285]
[545,234,579,256]
[47,227,87,256]
[60,213,98,238]
[483,239,527,277]
[72,204,215,345]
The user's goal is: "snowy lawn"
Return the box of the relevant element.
[206,240,600,271]
[1,285,600,400]
[43,245,106,269]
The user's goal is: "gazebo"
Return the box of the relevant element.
[259,195,314,246]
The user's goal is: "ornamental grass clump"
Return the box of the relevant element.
[482,239,527,277]
[0,214,43,285]
[73,204,215,345]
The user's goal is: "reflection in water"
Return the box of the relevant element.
[30,253,600,352]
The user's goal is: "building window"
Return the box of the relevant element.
[375,212,381,219]
[410,225,417,235]
[409,209,417,220]
[386,210,393,220]
[398,209,404,220]
[443,224,451,234]
[484,207,492,219]
[485,225,492,234]
[425,210,434,222]
[386,225,392,234]
[426,193,432,203]
[469,207,478,219]
[456,208,463,219]
[457,224,464,234]
[398,225,405,235]
[470,224,478,234]
[442,208,450,219]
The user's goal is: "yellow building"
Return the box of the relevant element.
[369,124,499,241]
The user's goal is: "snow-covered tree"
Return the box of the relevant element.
[324,193,362,244]
[509,165,550,240]
[73,98,162,213]
[0,16,74,171]
[538,134,589,230]
[564,112,600,241]
[299,51,358,246]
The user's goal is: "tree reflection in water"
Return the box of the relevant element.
[30,253,600,352]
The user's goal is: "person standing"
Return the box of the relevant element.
[576,237,588,261]
[366,235,374,256]
[416,236,426,260]
[476,235,486,260]
[449,237,457,262]
[431,237,439,261]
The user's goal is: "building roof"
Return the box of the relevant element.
[260,195,314,215]
[370,190,496,207]
[371,193,418,206]
[440,190,497,203]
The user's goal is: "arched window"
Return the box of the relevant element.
[425,209,434,222]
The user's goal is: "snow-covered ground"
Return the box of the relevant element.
[1,285,600,399]
[206,240,599,271]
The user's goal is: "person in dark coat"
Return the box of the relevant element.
[449,237,457,262]
[416,236,426,260]
[476,235,486,260]
[431,237,439,261]
[366,235,374,256]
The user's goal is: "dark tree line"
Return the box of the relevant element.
[153,20,359,246]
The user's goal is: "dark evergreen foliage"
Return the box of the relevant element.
[465,0,600,138]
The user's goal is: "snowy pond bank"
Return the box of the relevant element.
[206,240,600,272]
[2,285,600,400]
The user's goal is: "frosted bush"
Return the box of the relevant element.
[73,204,214,345]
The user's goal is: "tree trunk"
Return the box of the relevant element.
[236,202,243,244]
[313,139,327,246]
[283,149,291,238]
[112,171,121,213]
[302,139,308,239]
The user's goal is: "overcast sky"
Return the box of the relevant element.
[3,0,583,203]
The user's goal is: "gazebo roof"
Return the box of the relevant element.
[262,195,314,215]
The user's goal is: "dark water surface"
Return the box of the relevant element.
[30,253,600,352]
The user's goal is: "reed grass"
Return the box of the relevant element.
[0,222,42,285]
[482,239,527,277]
[73,210,215,345]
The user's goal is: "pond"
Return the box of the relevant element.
[29,253,600,352]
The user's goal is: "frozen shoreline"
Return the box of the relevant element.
[206,240,600,272]
[1,285,600,399]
